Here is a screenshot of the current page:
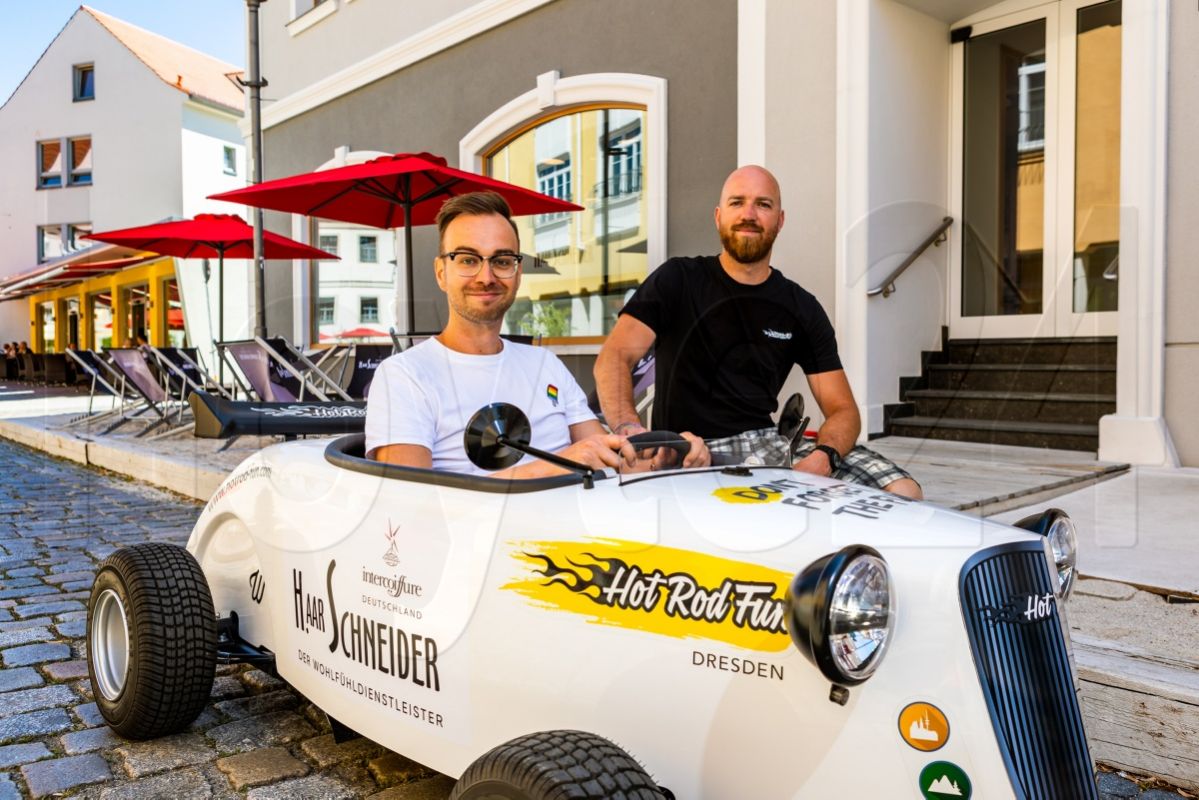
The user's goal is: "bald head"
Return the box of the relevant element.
[720,165,782,208]
[715,165,784,265]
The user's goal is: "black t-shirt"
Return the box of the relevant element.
[620,255,842,438]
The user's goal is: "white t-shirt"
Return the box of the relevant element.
[364,338,595,475]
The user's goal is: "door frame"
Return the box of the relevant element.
[948,0,1120,339]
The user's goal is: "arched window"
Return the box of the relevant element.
[461,72,666,340]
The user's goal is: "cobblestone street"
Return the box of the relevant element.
[0,437,1190,799]
[0,439,454,799]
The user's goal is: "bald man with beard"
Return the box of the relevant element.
[595,166,922,498]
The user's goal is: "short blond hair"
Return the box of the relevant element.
[435,192,520,249]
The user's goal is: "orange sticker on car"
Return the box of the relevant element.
[899,702,950,752]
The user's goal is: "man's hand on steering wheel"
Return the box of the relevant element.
[615,423,710,470]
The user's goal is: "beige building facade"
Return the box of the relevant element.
[246,0,1192,466]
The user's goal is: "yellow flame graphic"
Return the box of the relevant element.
[503,538,794,653]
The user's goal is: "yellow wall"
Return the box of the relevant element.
[26,257,175,352]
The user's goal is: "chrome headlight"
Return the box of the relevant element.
[786,546,895,685]
[1045,513,1078,599]
[1013,508,1078,599]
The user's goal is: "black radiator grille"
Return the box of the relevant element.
[959,542,1097,800]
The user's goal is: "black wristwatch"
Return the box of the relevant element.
[814,444,841,472]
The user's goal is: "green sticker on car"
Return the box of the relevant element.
[919,761,972,799]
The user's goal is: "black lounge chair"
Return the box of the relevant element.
[100,348,182,436]
[60,350,125,426]
[588,351,656,427]
[145,345,233,402]
[219,337,351,402]
[344,344,392,400]
[189,390,364,439]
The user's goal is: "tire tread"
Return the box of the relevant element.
[452,730,663,800]
[88,543,216,739]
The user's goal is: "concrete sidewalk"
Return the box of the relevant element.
[0,384,272,500]
[996,468,1199,596]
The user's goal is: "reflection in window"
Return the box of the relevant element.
[165,279,186,347]
[487,107,648,337]
[311,221,395,343]
[69,137,92,185]
[38,141,62,188]
[38,225,63,263]
[223,146,237,176]
[317,297,335,324]
[67,223,92,253]
[125,284,150,345]
[1017,59,1046,152]
[1073,0,1121,313]
[74,64,95,101]
[962,20,1046,317]
[91,291,113,349]
[40,302,55,352]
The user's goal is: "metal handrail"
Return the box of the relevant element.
[867,216,954,298]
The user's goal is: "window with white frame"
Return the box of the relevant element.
[73,64,94,101]
[316,297,335,324]
[1017,58,1046,153]
[38,225,63,262]
[358,235,377,263]
[318,234,339,257]
[69,137,92,185]
[38,141,63,188]
[223,146,237,175]
[360,297,379,324]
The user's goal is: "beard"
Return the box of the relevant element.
[448,281,514,325]
[719,222,779,264]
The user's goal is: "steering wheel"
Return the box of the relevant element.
[625,430,692,460]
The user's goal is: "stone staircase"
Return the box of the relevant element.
[885,334,1117,451]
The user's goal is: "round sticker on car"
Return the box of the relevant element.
[711,486,784,504]
[919,761,972,799]
[898,702,950,752]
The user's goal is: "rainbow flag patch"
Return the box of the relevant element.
[546,384,559,406]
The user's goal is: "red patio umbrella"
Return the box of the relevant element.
[209,152,582,334]
[85,214,336,347]
[333,326,386,339]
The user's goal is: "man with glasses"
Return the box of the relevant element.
[366,191,708,477]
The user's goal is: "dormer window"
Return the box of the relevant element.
[74,64,95,101]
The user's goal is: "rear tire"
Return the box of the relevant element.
[451,730,664,800]
[86,543,216,739]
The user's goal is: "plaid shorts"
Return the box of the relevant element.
[706,428,917,491]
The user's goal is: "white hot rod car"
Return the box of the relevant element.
[85,394,1096,799]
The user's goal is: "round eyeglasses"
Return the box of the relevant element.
[440,251,523,278]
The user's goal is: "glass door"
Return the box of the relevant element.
[950,0,1121,339]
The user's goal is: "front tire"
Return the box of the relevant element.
[451,730,664,800]
[86,543,216,739]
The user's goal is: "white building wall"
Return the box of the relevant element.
[862,1,950,436]
[0,10,187,342]
[179,102,250,363]
[836,0,951,436]
[755,0,839,431]
[259,0,482,102]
